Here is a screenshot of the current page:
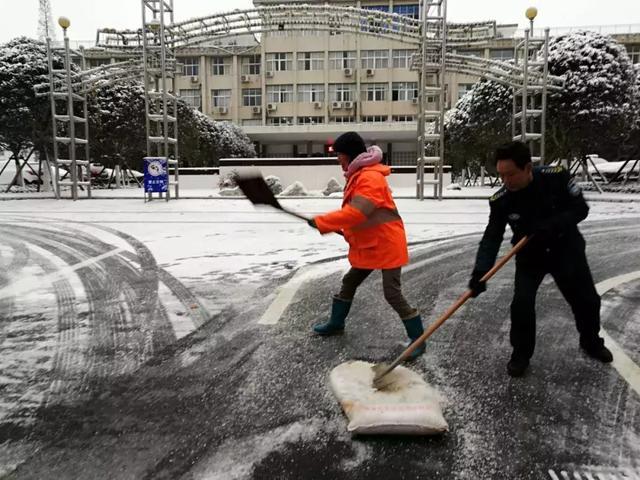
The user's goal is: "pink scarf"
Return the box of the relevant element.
[345,145,383,179]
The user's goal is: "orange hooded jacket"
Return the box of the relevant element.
[313,163,409,270]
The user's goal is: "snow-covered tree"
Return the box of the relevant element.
[445,79,512,173]
[87,81,146,169]
[88,81,255,168]
[0,37,64,177]
[546,31,638,162]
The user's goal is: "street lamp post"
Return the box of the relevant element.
[59,16,78,200]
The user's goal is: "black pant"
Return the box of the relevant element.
[338,267,417,320]
[510,247,603,360]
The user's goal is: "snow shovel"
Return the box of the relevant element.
[237,172,343,235]
[372,235,531,390]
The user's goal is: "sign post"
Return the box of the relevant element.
[143,156,169,202]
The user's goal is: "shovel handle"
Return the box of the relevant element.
[381,236,531,374]
[280,206,344,237]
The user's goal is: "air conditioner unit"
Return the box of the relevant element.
[267,103,277,111]
[411,97,419,104]
[265,70,274,78]
[343,68,353,77]
[366,68,375,77]
[313,101,323,109]
[331,101,342,109]
[252,106,262,114]
[217,107,229,114]
[343,101,354,109]
[241,75,250,82]
[190,76,199,83]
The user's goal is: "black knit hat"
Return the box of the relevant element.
[332,131,367,162]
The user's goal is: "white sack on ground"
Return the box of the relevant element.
[329,360,448,435]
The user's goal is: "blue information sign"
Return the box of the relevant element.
[143,157,168,193]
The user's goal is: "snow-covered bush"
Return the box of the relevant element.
[218,186,243,196]
[445,79,512,172]
[0,37,66,178]
[546,31,638,161]
[264,175,283,195]
[280,181,308,196]
[322,177,343,196]
[218,169,239,189]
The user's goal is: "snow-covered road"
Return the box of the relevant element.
[1,197,639,479]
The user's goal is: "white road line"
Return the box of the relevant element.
[596,270,640,398]
[0,247,126,301]
[258,261,344,325]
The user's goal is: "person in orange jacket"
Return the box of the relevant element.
[308,131,425,359]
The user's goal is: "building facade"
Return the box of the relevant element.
[86,1,640,165]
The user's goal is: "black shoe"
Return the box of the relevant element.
[582,345,613,363]
[507,358,529,377]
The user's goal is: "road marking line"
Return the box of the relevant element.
[258,261,344,325]
[0,247,126,301]
[596,270,640,398]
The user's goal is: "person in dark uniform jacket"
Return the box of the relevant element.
[468,141,613,377]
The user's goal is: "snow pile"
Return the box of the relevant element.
[219,170,239,189]
[323,177,343,196]
[219,186,243,196]
[447,183,462,191]
[264,175,283,195]
[280,181,309,196]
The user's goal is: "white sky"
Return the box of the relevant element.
[1,0,639,44]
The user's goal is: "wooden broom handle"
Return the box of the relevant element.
[390,236,531,368]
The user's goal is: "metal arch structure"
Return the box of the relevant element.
[39,2,564,200]
[95,5,501,50]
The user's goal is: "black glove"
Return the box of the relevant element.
[307,218,318,229]
[468,271,487,298]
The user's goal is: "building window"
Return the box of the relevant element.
[460,49,484,58]
[392,82,418,101]
[297,84,325,102]
[267,85,294,103]
[489,49,514,61]
[363,5,389,12]
[297,52,324,71]
[392,115,416,122]
[297,116,324,125]
[329,51,356,70]
[242,88,262,107]
[361,83,387,102]
[242,119,262,126]
[266,52,292,72]
[457,83,475,100]
[179,89,201,110]
[267,117,294,126]
[392,4,419,19]
[241,55,261,75]
[88,58,111,68]
[393,49,415,68]
[628,45,640,64]
[361,50,389,69]
[211,89,231,108]
[329,83,355,102]
[330,116,355,124]
[179,57,199,76]
[212,56,230,75]
[362,115,388,123]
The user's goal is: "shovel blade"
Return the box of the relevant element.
[236,173,282,210]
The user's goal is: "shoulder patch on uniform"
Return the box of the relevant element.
[539,165,565,174]
[489,187,507,202]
